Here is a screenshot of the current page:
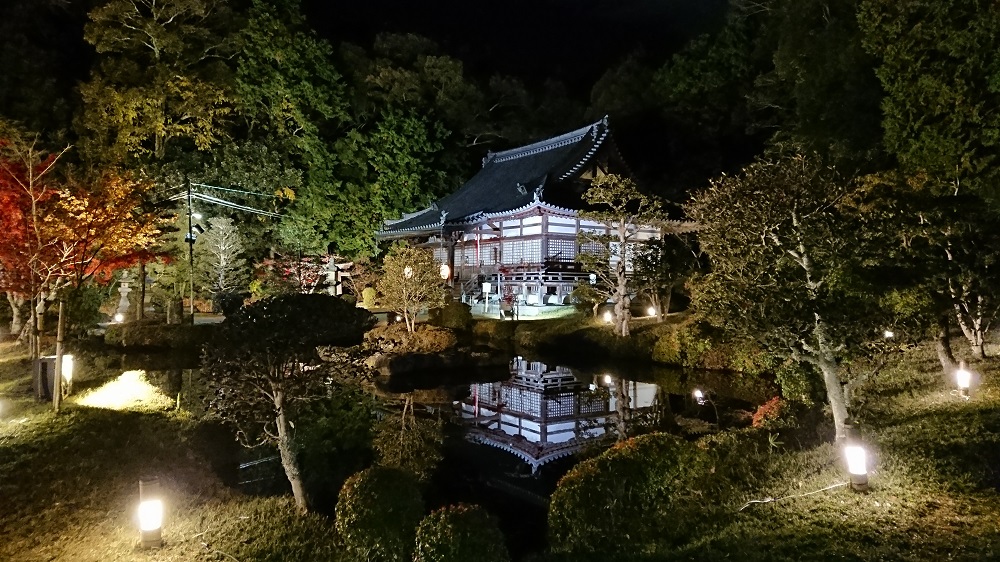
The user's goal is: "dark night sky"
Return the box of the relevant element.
[304,0,728,92]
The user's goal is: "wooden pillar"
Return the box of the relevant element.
[447,235,456,287]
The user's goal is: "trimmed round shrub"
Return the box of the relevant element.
[414,504,509,562]
[429,300,473,331]
[361,287,377,309]
[335,467,423,562]
[548,433,714,554]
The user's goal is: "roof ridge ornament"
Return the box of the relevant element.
[516,183,527,196]
[483,151,495,167]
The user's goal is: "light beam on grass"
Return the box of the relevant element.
[76,370,173,411]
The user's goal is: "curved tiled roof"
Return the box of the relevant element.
[379,116,612,237]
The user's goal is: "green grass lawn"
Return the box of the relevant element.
[0,342,343,562]
[658,343,1000,562]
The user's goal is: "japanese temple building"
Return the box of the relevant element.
[376,116,692,307]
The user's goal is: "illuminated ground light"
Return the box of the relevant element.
[76,370,174,410]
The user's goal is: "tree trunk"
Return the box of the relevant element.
[612,376,632,441]
[935,314,958,375]
[614,263,630,337]
[815,354,849,441]
[952,295,988,359]
[274,388,309,513]
[6,292,24,336]
[53,300,65,413]
[137,262,146,320]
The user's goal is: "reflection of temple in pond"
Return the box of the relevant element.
[455,356,658,473]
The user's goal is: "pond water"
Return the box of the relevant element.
[401,353,761,560]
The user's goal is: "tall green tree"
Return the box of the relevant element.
[859,0,1000,197]
[77,0,236,167]
[632,233,701,321]
[225,0,348,253]
[860,0,1000,357]
[687,151,885,440]
[377,244,445,333]
[578,174,663,337]
[203,294,374,513]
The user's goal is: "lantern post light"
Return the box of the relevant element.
[439,263,450,280]
[844,442,869,492]
[693,388,706,405]
[956,361,972,399]
[603,374,613,386]
[843,420,869,492]
[602,310,613,324]
[883,330,894,339]
[138,478,164,548]
[647,306,656,317]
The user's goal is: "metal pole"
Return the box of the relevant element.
[186,177,195,325]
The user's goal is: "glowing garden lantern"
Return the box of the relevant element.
[883,330,894,339]
[844,442,869,492]
[113,313,125,323]
[603,374,612,385]
[403,266,413,279]
[439,263,451,280]
[647,306,656,317]
[956,361,972,398]
[693,388,706,405]
[138,478,163,548]
[602,311,613,323]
